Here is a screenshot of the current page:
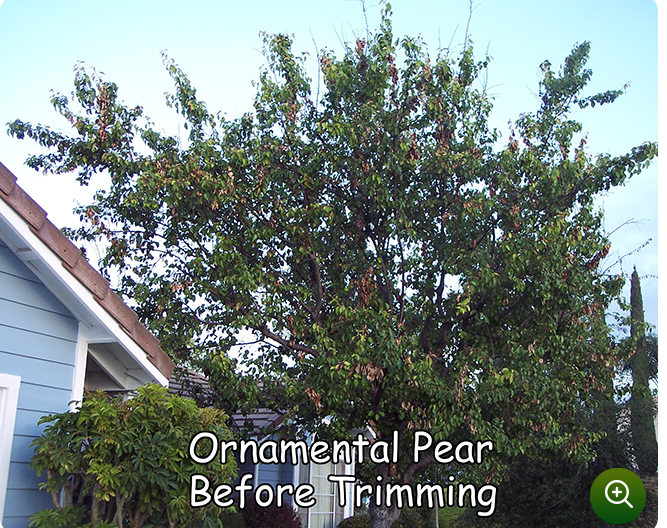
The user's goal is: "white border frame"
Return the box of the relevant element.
[0,372,21,522]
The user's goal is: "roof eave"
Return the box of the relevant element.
[0,162,174,382]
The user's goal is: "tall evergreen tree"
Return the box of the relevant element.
[629,267,658,475]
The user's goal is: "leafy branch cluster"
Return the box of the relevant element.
[29,385,235,528]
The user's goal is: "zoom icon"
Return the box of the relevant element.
[590,468,646,524]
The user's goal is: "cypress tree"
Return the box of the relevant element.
[629,267,658,475]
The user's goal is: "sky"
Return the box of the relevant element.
[0,0,660,333]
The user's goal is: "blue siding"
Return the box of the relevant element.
[0,238,79,527]
[9,435,36,464]
[257,463,294,487]
[257,463,296,507]
[2,490,53,527]
[0,324,79,365]
[6,462,43,490]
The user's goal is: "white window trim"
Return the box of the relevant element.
[307,460,351,528]
[0,373,21,522]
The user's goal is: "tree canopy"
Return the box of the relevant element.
[8,7,657,527]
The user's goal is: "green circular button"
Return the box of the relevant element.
[590,468,646,524]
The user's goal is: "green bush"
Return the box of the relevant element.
[240,493,303,528]
[218,509,246,528]
[392,509,424,528]
[628,477,658,528]
[336,510,424,528]
[337,514,371,528]
[29,384,236,528]
[437,505,466,526]
[28,505,87,528]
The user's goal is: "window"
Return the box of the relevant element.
[303,461,347,528]
[0,373,21,521]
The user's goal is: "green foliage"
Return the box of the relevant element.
[8,6,658,528]
[29,505,87,528]
[454,475,659,528]
[338,510,422,528]
[628,476,658,528]
[29,384,235,528]
[217,509,246,528]
[469,453,605,527]
[392,509,423,528]
[337,514,371,528]
[644,332,658,383]
[437,505,466,527]
[450,374,631,527]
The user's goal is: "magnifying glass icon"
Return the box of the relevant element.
[605,480,633,508]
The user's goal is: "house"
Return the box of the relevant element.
[171,371,356,528]
[0,161,175,528]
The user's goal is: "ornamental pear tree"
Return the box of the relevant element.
[8,8,657,528]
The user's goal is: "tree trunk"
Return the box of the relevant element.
[369,502,400,528]
[114,495,125,528]
[367,452,437,528]
[91,496,100,527]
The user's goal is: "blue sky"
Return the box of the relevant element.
[0,0,659,330]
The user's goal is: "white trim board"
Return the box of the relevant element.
[0,373,21,522]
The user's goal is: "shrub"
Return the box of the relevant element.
[437,505,466,526]
[29,384,235,528]
[337,514,371,528]
[392,509,423,528]
[336,509,423,528]
[240,493,303,528]
[336,509,424,528]
[29,505,87,528]
[218,509,246,528]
